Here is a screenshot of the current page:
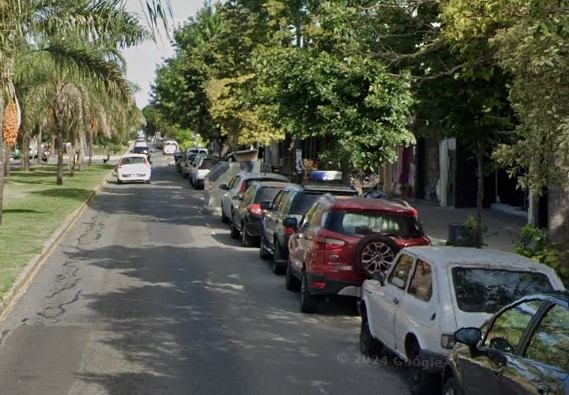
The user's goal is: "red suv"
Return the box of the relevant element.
[285,195,431,313]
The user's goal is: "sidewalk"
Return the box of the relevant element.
[412,201,527,252]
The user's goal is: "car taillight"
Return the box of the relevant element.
[240,182,248,194]
[284,227,295,235]
[315,236,345,250]
[248,203,263,217]
[144,158,149,165]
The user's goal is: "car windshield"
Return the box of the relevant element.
[255,187,282,203]
[452,268,554,313]
[324,211,424,238]
[290,193,320,215]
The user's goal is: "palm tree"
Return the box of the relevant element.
[0,0,172,223]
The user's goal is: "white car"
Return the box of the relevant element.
[116,154,151,184]
[359,246,564,395]
[189,157,216,189]
[163,140,179,155]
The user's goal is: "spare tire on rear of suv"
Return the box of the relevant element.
[354,234,401,278]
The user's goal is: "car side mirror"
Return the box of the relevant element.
[454,327,482,354]
[372,271,385,286]
[219,184,228,191]
[283,217,298,230]
[260,201,272,210]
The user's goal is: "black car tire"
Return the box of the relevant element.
[359,316,383,356]
[271,241,285,274]
[409,343,440,395]
[285,261,301,292]
[230,220,240,239]
[117,179,123,185]
[300,271,318,314]
[241,222,254,247]
[259,233,271,260]
[442,376,462,395]
[354,234,401,278]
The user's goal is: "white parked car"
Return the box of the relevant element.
[189,157,217,189]
[359,246,564,395]
[163,140,179,155]
[116,154,151,184]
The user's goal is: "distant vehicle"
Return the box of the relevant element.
[444,291,569,395]
[359,247,565,395]
[260,184,358,274]
[181,152,206,178]
[186,147,208,157]
[220,172,290,224]
[116,153,151,184]
[189,157,217,190]
[131,143,152,163]
[230,181,292,247]
[163,140,179,155]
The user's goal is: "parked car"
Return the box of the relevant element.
[286,195,431,313]
[189,157,217,189]
[443,291,569,395]
[220,172,289,224]
[230,181,291,247]
[359,246,565,395]
[260,184,358,274]
[163,140,179,155]
[181,152,205,178]
[116,153,151,184]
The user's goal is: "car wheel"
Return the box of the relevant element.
[241,222,254,247]
[442,376,462,395]
[355,234,401,278]
[360,315,383,356]
[285,261,301,292]
[117,179,123,185]
[230,219,240,239]
[259,233,271,260]
[300,270,318,314]
[409,343,440,395]
[272,241,285,274]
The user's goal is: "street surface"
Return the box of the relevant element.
[0,153,410,395]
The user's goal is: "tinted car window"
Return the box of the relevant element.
[324,211,423,238]
[525,305,569,370]
[408,260,433,302]
[289,193,321,215]
[132,146,148,154]
[208,162,229,182]
[122,157,146,165]
[388,254,414,289]
[255,187,282,203]
[483,299,542,353]
[452,268,553,313]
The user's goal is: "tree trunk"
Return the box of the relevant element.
[4,146,10,177]
[22,133,30,171]
[87,130,93,165]
[68,142,75,177]
[78,132,86,171]
[36,126,43,165]
[56,128,64,185]
[0,95,5,224]
[474,148,484,248]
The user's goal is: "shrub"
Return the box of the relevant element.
[515,224,569,287]
[446,216,487,248]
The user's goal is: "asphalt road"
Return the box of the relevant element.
[0,153,410,395]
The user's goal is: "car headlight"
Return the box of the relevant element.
[441,334,456,349]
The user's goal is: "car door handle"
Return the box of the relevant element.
[393,297,399,305]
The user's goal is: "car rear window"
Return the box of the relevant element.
[289,193,320,215]
[324,211,424,238]
[255,187,282,203]
[451,268,554,313]
[132,146,148,154]
[121,157,146,165]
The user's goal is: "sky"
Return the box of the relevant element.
[123,0,203,109]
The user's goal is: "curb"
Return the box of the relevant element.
[0,168,115,323]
